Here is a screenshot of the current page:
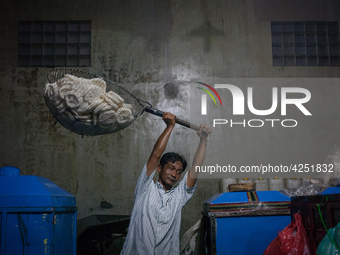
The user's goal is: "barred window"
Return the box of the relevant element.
[18,21,91,67]
[271,21,340,66]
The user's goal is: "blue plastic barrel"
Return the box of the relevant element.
[0,166,77,255]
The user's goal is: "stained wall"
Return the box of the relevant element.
[1,0,340,238]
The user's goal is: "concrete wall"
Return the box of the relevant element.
[1,0,340,239]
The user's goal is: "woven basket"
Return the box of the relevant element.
[228,183,256,192]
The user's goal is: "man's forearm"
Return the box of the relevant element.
[151,125,174,159]
[187,138,207,186]
[147,125,174,175]
[146,112,176,175]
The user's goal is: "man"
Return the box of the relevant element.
[120,112,211,255]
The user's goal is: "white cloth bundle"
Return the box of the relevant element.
[44,74,134,135]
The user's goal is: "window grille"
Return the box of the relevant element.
[18,21,91,67]
[271,21,340,66]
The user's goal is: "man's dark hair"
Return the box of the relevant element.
[159,152,187,173]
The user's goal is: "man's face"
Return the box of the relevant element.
[157,161,183,191]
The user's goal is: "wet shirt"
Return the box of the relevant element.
[120,164,196,255]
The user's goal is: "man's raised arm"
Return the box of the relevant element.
[187,124,211,188]
[146,112,176,176]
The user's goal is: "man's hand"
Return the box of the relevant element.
[197,124,212,141]
[163,112,176,127]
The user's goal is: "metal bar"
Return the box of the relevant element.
[144,107,200,130]
[328,205,333,228]
[208,209,291,218]
[211,215,216,255]
[73,210,77,255]
[0,211,7,255]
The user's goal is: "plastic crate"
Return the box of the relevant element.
[290,188,340,254]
